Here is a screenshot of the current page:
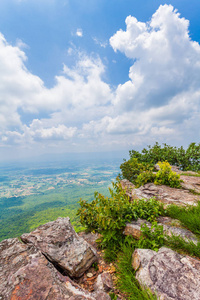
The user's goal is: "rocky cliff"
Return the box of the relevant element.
[1,169,200,300]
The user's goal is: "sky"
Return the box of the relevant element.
[0,0,200,161]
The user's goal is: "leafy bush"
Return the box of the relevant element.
[120,157,156,187]
[77,180,164,260]
[137,222,200,258]
[134,197,164,222]
[78,180,135,233]
[137,222,165,251]
[135,170,156,188]
[128,142,200,171]
[120,158,182,188]
[154,161,182,188]
[120,157,153,185]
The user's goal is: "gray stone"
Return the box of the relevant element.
[121,179,200,206]
[132,247,200,300]
[123,219,151,239]
[65,277,110,300]
[94,272,113,292]
[21,217,97,277]
[0,238,110,300]
[124,218,198,244]
[180,175,200,194]
[92,291,111,300]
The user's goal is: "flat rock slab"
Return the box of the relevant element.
[132,247,200,300]
[124,218,198,244]
[0,238,102,300]
[21,217,97,277]
[180,175,200,194]
[121,179,200,206]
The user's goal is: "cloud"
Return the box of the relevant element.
[76,28,83,37]
[0,4,200,156]
[108,4,200,143]
[110,4,200,110]
[93,37,108,48]
[16,39,29,49]
[0,34,112,148]
[27,120,77,141]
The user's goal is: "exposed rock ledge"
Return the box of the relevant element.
[121,178,200,206]
[132,247,200,300]
[124,217,198,244]
[0,218,111,300]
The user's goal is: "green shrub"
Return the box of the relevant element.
[120,157,153,185]
[128,142,200,171]
[120,158,182,188]
[137,222,165,251]
[134,198,164,222]
[154,161,182,188]
[135,170,156,188]
[137,223,200,259]
[77,180,164,260]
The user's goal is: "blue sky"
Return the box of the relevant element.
[0,0,199,161]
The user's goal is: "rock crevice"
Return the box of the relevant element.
[0,218,111,300]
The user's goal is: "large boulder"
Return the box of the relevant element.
[21,217,97,278]
[0,238,103,300]
[132,247,200,300]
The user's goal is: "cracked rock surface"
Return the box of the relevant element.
[0,236,110,300]
[21,217,97,277]
[132,247,200,300]
[121,179,200,206]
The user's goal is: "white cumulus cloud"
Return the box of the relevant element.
[0,4,200,156]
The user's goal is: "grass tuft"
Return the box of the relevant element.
[165,234,200,258]
[166,202,200,235]
[115,237,157,300]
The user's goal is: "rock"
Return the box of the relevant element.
[123,219,151,239]
[120,179,135,198]
[121,179,200,206]
[132,248,155,273]
[65,276,110,300]
[180,175,200,194]
[21,217,97,278]
[0,238,110,300]
[94,272,113,292]
[92,291,111,300]
[78,232,99,247]
[158,216,198,244]
[124,218,198,244]
[132,247,200,300]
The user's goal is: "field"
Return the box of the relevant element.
[0,156,121,241]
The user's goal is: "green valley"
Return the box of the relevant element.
[0,157,121,241]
